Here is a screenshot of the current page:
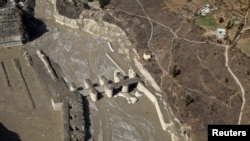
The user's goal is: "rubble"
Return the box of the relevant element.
[0,4,28,47]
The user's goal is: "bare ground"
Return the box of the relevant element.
[2,0,250,141]
[98,0,250,140]
[0,0,173,141]
[0,47,63,141]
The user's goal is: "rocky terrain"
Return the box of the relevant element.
[51,0,250,140]
[104,0,250,141]
[2,0,250,141]
[1,0,173,141]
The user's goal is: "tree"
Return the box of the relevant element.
[225,78,228,83]
[0,0,7,7]
[172,65,181,78]
[185,95,194,106]
[99,0,110,8]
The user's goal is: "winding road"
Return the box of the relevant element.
[225,45,246,125]
[134,0,248,126]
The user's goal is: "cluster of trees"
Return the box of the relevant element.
[0,0,7,7]
[67,0,110,9]
[172,65,181,78]
[98,0,110,8]
[79,0,110,8]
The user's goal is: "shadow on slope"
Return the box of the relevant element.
[0,123,21,141]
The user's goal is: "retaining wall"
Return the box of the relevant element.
[137,82,167,130]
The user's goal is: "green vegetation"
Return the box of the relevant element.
[99,0,110,8]
[195,15,218,29]
[172,65,181,78]
[185,95,194,106]
[225,11,233,19]
[238,38,250,57]
[225,78,228,83]
[0,0,6,7]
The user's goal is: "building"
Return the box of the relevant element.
[198,4,211,16]
[216,28,226,39]
[143,50,153,60]
[0,0,28,47]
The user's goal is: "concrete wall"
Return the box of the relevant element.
[0,41,22,48]
[51,98,63,111]
[61,95,85,141]
[68,95,85,141]
[52,92,85,141]
[106,53,126,74]
[137,82,167,130]
[48,0,169,133]
[36,50,57,80]
[62,101,70,141]
[80,19,130,44]
[48,0,132,48]
[54,12,79,29]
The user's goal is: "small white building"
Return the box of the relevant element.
[198,4,211,16]
[143,50,153,60]
[216,28,227,39]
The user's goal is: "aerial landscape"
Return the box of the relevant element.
[1,0,250,141]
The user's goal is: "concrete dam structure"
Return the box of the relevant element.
[78,69,140,103]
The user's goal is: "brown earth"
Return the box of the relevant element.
[56,0,86,19]
[0,0,172,140]
[2,0,250,141]
[0,47,66,141]
[45,0,250,140]
[93,0,250,140]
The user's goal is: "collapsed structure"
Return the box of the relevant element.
[80,69,139,103]
[0,0,29,47]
